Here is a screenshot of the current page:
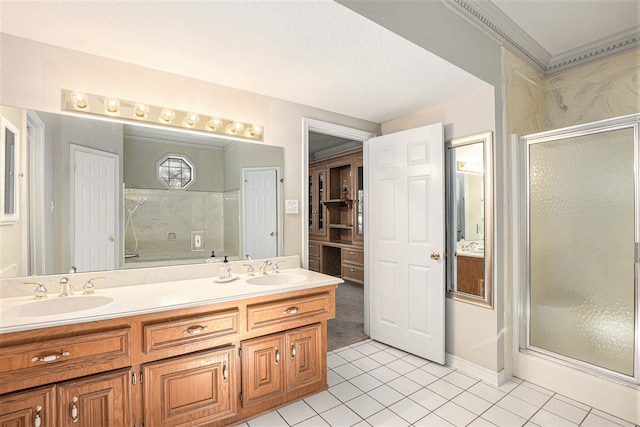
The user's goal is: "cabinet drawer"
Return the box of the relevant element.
[144,309,239,355]
[247,292,333,332]
[308,242,321,258]
[0,327,131,394]
[342,264,364,285]
[342,247,364,265]
[308,257,320,272]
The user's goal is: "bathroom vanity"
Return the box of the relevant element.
[0,267,338,426]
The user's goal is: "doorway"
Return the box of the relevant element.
[242,167,281,259]
[302,119,375,350]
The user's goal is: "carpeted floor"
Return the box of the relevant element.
[327,282,368,351]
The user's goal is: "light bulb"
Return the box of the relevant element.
[71,91,89,109]
[226,123,237,134]
[103,97,120,113]
[233,121,245,132]
[160,108,176,123]
[248,124,263,137]
[207,117,222,130]
[134,103,149,118]
[183,112,200,127]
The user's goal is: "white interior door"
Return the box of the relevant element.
[243,168,279,259]
[367,123,446,364]
[72,146,118,272]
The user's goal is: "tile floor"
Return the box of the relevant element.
[237,339,637,427]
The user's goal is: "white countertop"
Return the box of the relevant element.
[0,268,342,334]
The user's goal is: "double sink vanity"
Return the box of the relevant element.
[0,257,340,426]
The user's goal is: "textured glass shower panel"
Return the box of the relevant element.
[529,128,635,376]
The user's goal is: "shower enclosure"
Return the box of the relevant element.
[522,114,639,383]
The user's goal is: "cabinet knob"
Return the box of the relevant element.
[34,405,42,427]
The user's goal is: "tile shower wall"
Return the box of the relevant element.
[124,188,228,257]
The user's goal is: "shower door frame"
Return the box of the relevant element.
[519,114,640,386]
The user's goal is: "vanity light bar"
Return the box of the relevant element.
[62,90,264,141]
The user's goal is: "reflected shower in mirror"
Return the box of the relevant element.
[446,132,493,308]
[0,105,283,277]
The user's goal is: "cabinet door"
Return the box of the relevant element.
[144,346,236,427]
[57,369,131,427]
[0,385,55,427]
[286,324,323,393]
[309,167,327,238]
[241,334,286,407]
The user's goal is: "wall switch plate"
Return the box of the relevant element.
[191,231,204,251]
[286,199,299,214]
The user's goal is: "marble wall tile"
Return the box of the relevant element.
[504,50,547,136]
[124,188,225,256]
[546,50,640,129]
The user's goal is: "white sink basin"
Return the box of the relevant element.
[246,274,305,286]
[3,295,114,317]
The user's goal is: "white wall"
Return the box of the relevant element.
[0,33,380,259]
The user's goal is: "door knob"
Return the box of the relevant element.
[430,251,440,261]
[108,236,114,242]
[270,232,276,237]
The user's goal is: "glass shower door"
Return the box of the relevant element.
[527,124,637,378]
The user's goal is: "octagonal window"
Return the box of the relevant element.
[156,154,195,190]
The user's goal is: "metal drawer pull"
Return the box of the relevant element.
[275,347,280,365]
[223,361,228,381]
[71,396,79,423]
[291,344,296,360]
[34,405,42,427]
[31,351,70,363]
[350,268,357,272]
[350,251,357,255]
[182,325,207,335]
[282,307,300,315]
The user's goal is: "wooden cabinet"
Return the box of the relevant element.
[456,255,484,296]
[0,284,336,426]
[309,150,365,285]
[308,242,321,272]
[0,385,54,427]
[143,346,236,426]
[308,166,327,239]
[57,369,131,427]
[241,324,324,410]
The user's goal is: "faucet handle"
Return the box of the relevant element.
[243,262,255,275]
[23,282,47,299]
[83,277,105,295]
[272,260,285,273]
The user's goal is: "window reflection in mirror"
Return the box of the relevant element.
[446,132,493,308]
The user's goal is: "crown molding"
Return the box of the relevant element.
[444,0,640,75]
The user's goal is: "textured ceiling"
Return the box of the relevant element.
[0,0,487,124]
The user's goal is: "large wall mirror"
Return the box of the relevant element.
[1,105,283,277]
[445,131,493,308]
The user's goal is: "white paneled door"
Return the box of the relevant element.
[72,146,118,272]
[367,123,445,364]
[243,168,279,259]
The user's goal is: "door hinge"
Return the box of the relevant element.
[635,242,640,263]
[239,391,243,402]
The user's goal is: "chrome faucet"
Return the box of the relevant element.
[23,282,47,299]
[59,277,72,297]
[259,260,272,275]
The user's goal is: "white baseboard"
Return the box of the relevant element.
[446,353,505,387]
